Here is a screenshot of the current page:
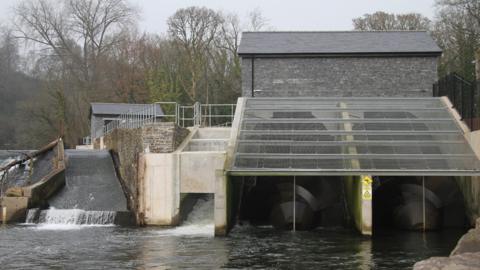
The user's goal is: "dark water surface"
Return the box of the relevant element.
[0,224,464,270]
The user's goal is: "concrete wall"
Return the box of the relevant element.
[456,175,480,226]
[0,197,28,222]
[135,126,229,226]
[138,153,180,225]
[241,56,438,97]
[458,130,480,226]
[215,98,246,235]
[179,152,226,193]
[178,127,230,194]
[466,130,480,160]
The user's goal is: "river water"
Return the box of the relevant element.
[0,198,465,270]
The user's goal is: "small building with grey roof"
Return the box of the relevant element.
[238,31,442,98]
[90,103,164,139]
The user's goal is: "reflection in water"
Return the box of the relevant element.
[357,240,372,270]
[0,225,465,269]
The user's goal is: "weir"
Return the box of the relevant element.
[28,149,135,226]
[49,150,128,211]
[26,208,117,225]
[0,144,134,226]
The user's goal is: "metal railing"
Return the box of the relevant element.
[82,136,91,145]
[101,102,178,137]
[433,73,479,130]
[178,102,201,127]
[200,104,236,127]
[96,101,236,138]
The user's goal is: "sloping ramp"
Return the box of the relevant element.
[48,150,128,211]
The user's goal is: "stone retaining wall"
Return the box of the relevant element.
[142,122,189,153]
[101,123,189,224]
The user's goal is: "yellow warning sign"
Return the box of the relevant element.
[362,176,372,200]
[362,176,372,186]
[363,189,372,200]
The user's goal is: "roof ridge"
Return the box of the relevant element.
[91,102,151,105]
[242,30,428,34]
[238,30,441,55]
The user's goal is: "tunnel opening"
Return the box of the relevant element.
[231,174,469,233]
[235,176,347,231]
[373,176,468,232]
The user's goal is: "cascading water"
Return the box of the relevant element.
[25,208,117,227]
[0,156,32,187]
[158,196,214,236]
[21,150,134,229]
[25,208,40,223]
[1,149,50,190]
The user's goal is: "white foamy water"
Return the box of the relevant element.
[40,208,116,224]
[0,157,16,178]
[34,224,115,230]
[157,197,214,236]
[24,208,118,230]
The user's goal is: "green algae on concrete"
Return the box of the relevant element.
[343,175,372,235]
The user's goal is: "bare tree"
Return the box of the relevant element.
[246,8,270,31]
[12,0,139,146]
[14,0,138,94]
[167,6,223,102]
[438,0,480,27]
[433,0,480,80]
[353,11,431,31]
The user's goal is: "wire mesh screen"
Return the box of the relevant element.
[230,97,480,175]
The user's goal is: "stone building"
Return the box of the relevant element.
[90,103,164,139]
[238,31,442,97]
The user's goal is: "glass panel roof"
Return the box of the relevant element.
[229,97,480,176]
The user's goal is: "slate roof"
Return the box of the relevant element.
[238,31,442,56]
[90,103,164,117]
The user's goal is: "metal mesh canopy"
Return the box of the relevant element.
[229,97,480,176]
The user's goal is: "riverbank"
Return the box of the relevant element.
[414,218,480,269]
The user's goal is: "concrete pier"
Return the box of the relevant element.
[344,175,372,235]
[138,153,180,225]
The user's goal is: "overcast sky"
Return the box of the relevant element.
[0,0,437,33]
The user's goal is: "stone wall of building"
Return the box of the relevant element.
[241,56,438,97]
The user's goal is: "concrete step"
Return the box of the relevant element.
[183,139,228,152]
[193,128,231,139]
[181,127,231,152]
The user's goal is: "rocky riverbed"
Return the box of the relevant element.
[414,218,480,270]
